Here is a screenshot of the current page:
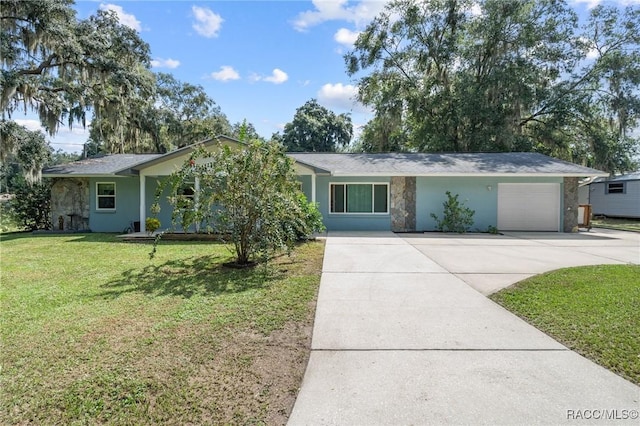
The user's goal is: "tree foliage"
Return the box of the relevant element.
[154,136,325,265]
[0,121,51,184]
[1,0,153,139]
[88,73,232,153]
[346,0,640,172]
[278,99,353,152]
[9,180,52,231]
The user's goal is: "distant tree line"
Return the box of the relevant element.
[346,0,639,173]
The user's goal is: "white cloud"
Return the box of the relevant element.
[469,3,483,17]
[13,118,90,153]
[293,0,390,32]
[150,58,181,69]
[334,28,360,46]
[569,0,603,8]
[99,3,141,31]
[252,68,288,84]
[317,83,370,113]
[210,65,240,82]
[577,37,599,60]
[264,68,288,84]
[13,119,43,132]
[192,5,223,38]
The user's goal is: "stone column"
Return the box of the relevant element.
[390,177,416,232]
[563,177,579,233]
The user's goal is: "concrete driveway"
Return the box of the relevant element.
[288,229,639,425]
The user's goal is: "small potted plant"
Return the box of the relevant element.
[145,217,161,235]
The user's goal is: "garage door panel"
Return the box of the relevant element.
[498,183,560,231]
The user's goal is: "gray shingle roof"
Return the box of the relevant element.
[289,152,608,177]
[591,171,640,183]
[42,154,162,176]
[42,136,243,176]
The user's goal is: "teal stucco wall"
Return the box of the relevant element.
[145,177,200,233]
[88,177,140,232]
[416,176,564,231]
[86,174,566,233]
[301,175,565,232]
[312,176,392,231]
[298,175,312,201]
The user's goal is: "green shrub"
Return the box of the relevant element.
[430,191,475,233]
[10,180,51,231]
[145,217,161,234]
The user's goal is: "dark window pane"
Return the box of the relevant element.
[346,184,372,213]
[98,197,115,209]
[97,183,115,196]
[607,183,624,194]
[374,185,388,213]
[332,185,345,213]
[179,183,195,197]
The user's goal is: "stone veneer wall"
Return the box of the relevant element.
[50,178,90,231]
[563,177,579,233]
[390,176,416,232]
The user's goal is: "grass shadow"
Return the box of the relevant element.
[97,254,279,299]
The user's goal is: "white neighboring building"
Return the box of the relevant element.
[579,172,640,219]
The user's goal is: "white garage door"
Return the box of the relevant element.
[497,183,561,231]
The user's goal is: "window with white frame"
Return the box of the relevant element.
[606,182,625,194]
[177,181,196,209]
[96,182,116,210]
[330,183,389,214]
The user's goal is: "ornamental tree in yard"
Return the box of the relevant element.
[153,139,324,266]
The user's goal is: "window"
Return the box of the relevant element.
[330,183,388,214]
[177,181,196,209]
[606,182,625,194]
[96,183,116,210]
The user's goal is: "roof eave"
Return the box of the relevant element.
[43,173,133,178]
[328,172,611,177]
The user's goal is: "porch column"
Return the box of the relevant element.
[195,177,201,232]
[311,174,316,203]
[139,174,146,233]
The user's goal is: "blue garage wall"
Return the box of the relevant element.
[89,177,140,232]
[416,176,564,231]
[315,176,391,231]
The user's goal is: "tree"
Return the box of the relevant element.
[231,120,264,142]
[1,0,154,136]
[154,136,325,266]
[89,73,232,153]
[10,180,51,230]
[346,0,639,173]
[0,121,51,185]
[278,99,353,152]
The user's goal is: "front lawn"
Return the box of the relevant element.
[490,265,640,385]
[591,217,640,232]
[0,233,324,424]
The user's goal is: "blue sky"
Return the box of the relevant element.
[13,0,638,153]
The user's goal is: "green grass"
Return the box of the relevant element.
[0,233,324,424]
[591,217,640,232]
[491,265,640,385]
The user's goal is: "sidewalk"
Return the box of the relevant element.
[288,232,639,425]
